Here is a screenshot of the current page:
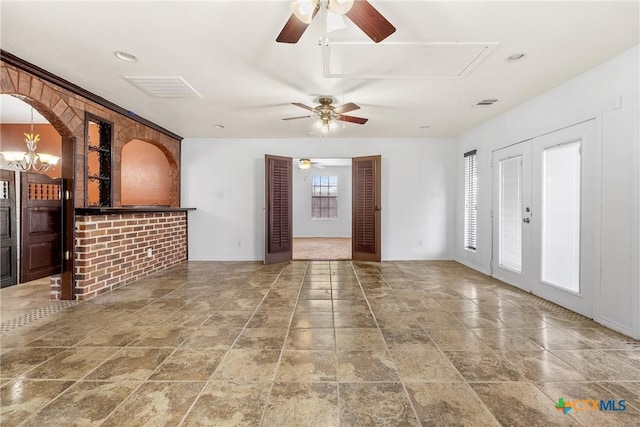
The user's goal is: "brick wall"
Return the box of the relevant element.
[2,55,186,300]
[74,212,188,300]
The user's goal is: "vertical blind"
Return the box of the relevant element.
[464,150,478,250]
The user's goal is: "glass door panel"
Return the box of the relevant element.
[499,156,523,272]
[541,141,581,292]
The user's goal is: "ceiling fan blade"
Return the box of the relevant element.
[292,102,316,112]
[345,0,396,43]
[276,14,311,43]
[283,115,314,121]
[333,102,360,114]
[276,5,320,43]
[337,115,368,125]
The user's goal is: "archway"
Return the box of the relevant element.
[0,90,77,300]
[0,94,72,301]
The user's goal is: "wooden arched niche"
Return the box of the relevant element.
[120,139,173,207]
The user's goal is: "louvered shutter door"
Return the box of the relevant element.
[352,155,381,262]
[269,159,290,253]
[265,155,292,264]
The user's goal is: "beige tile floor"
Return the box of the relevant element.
[0,278,55,323]
[293,237,352,260]
[1,260,639,426]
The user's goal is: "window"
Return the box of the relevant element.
[464,150,478,250]
[312,175,337,219]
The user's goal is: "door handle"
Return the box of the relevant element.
[523,217,530,223]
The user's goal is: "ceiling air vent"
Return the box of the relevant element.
[123,76,202,98]
[475,99,498,107]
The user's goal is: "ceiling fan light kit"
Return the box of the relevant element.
[283,97,368,134]
[278,0,395,44]
[328,0,355,16]
[279,1,393,133]
[299,158,312,169]
[291,0,318,24]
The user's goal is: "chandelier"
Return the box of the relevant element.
[0,107,60,172]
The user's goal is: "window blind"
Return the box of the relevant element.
[464,150,478,250]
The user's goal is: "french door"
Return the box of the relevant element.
[492,120,596,317]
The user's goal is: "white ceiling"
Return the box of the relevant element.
[1,1,638,139]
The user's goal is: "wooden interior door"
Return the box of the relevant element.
[352,155,381,262]
[264,154,292,264]
[21,172,62,283]
[0,169,18,288]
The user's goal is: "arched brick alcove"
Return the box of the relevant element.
[120,139,174,207]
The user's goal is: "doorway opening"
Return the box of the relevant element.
[292,158,352,260]
[0,95,64,321]
[265,154,381,264]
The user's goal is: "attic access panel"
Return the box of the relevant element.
[323,41,498,79]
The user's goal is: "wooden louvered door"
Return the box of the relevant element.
[21,172,63,283]
[352,155,381,262]
[264,154,293,264]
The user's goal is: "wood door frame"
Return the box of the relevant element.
[264,154,293,264]
[352,155,382,262]
[60,135,75,299]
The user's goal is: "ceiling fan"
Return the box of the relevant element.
[297,158,325,170]
[283,97,368,133]
[276,0,396,44]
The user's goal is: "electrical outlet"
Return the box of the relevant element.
[147,248,153,258]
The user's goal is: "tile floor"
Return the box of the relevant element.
[1,278,59,323]
[293,238,352,260]
[1,260,639,426]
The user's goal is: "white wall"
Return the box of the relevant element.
[293,164,352,238]
[455,45,640,338]
[182,137,457,261]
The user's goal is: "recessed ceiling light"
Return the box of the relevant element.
[115,51,138,62]
[420,125,431,129]
[213,124,225,129]
[506,53,526,62]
